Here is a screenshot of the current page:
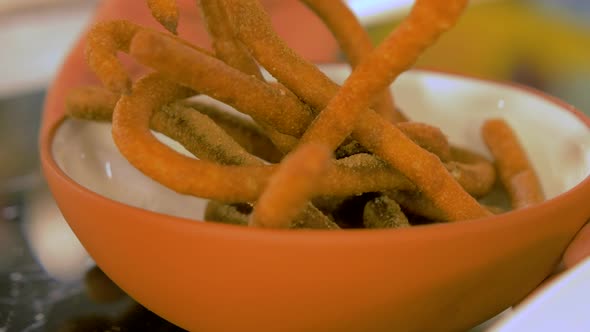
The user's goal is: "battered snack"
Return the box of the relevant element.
[66,86,118,121]
[147,0,179,34]
[387,190,448,222]
[446,146,496,198]
[68,0,544,229]
[482,118,544,209]
[129,25,459,171]
[224,0,490,221]
[85,20,210,94]
[66,86,284,162]
[396,122,452,162]
[300,0,400,122]
[156,103,263,166]
[186,101,284,163]
[112,73,266,202]
[198,0,263,78]
[109,74,423,201]
[129,29,312,137]
[205,201,251,225]
[250,143,332,228]
[363,195,410,229]
[67,87,421,200]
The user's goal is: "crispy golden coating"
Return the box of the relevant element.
[355,111,490,221]
[67,86,258,166]
[446,146,496,198]
[147,0,179,34]
[198,1,303,157]
[66,86,119,121]
[85,20,211,94]
[300,0,400,122]
[112,73,268,201]
[205,201,251,225]
[397,122,452,161]
[66,86,283,163]
[482,118,544,209]
[77,0,533,229]
[346,0,489,220]
[129,30,312,137]
[225,0,489,221]
[387,190,448,222]
[70,85,337,228]
[66,86,455,174]
[198,0,263,78]
[205,200,340,229]
[156,103,263,165]
[111,74,421,201]
[85,20,140,94]
[186,101,283,163]
[290,203,341,229]
[363,195,410,229]
[250,143,332,228]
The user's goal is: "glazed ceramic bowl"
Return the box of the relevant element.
[40,64,590,332]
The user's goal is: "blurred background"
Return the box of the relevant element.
[0,0,589,331]
[367,0,590,112]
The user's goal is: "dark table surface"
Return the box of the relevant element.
[0,90,186,332]
[1,182,188,332]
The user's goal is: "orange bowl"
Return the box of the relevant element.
[40,65,590,331]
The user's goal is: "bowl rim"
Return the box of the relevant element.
[39,65,590,239]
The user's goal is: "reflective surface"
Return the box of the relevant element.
[0,185,187,332]
[0,90,186,331]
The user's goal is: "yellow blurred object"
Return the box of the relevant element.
[367,0,590,82]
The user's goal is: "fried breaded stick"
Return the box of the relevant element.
[301,0,400,122]
[147,0,179,34]
[185,101,283,163]
[482,118,544,209]
[250,143,332,228]
[198,0,263,78]
[67,86,283,163]
[111,74,421,201]
[128,28,463,163]
[66,86,119,121]
[397,122,452,161]
[205,201,251,225]
[446,146,496,198]
[129,29,313,137]
[67,86,258,166]
[85,20,211,94]
[363,195,410,229]
[225,0,489,221]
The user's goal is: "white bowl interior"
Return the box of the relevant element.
[52,65,590,221]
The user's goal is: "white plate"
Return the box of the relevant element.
[490,257,590,331]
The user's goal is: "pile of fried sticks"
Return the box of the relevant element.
[66,0,544,229]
